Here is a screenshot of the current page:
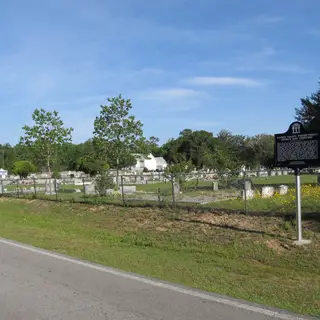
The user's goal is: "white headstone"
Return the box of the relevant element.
[262,186,274,198]
[45,180,56,195]
[244,180,252,190]
[212,181,218,191]
[85,184,96,195]
[121,186,136,194]
[241,189,255,200]
[173,182,180,194]
[278,185,289,195]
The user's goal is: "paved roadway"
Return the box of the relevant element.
[0,238,314,320]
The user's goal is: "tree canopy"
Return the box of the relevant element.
[295,82,320,131]
[20,109,73,173]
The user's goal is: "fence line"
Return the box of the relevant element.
[0,170,319,215]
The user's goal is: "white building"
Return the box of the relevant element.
[0,168,8,179]
[131,154,157,171]
[155,157,167,171]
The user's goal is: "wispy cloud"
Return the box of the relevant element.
[183,77,261,87]
[135,87,213,113]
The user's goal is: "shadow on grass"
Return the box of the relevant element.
[173,217,291,240]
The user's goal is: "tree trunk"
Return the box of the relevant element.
[47,157,51,175]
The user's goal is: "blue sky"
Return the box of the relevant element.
[1,0,320,145]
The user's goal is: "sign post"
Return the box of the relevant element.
[294,168,302,242]
[275,122,320,245]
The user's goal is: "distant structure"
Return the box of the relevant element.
[155,157,167,171]
[0,168,8,179]
[131,154,167,172]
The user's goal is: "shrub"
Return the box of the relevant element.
[12,161,36,179]
[95,173,115,196]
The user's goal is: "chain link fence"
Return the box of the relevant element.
[1,169,320,216]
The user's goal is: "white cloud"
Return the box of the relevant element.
[184,77,261,87]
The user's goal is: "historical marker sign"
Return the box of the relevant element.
[274,122,320,168]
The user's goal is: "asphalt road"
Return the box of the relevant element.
[0,238,313,320]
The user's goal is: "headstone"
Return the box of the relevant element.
[106,189,114,195]
[74,178,83,186]
[121,186,136,194]
[282,170,288,176]
[212,181,218,191]
[85,184,96,195]
[276,171,282,176]
[262,186,274,198]
[74,189,82,193]
[278,185,289,195]
[173,182,180,194]
[244,180,252,191]
[45,180,56,195]
[270,171,276,176]
[241,189,255,200]
[0,183,2,194]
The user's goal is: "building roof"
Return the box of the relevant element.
[155,157,167,165]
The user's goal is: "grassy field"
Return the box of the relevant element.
[252,174,317,185]
[0,198,319,317]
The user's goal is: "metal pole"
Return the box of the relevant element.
[121,175,125,205]
[171,176,175,207]
[82,178,86,203]
[295,168,302,242]
[33,178,37,198]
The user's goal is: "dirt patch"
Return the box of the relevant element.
[266,239,286,254]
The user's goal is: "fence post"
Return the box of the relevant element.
[16,180,20,198]
[121,175,125,205]
[33,178,37,198]
[82,178,87,203]
[171,177,176,208]
[54,179,58,201]
[244,172,248,215]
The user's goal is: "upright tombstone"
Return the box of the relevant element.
[173,182,180,194]
[45,179,56,195]
[275,122,320,245]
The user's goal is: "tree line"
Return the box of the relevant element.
[1,82,319,178]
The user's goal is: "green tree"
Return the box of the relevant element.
[12,161,36,179]
[93,95,146,182]
[77,156,109,176]
[244,134,274,169]
[20,109,73,174]
[295,83,320,131]
[160,129,232,170]
[0,144,17,171]
[164,161,194,190]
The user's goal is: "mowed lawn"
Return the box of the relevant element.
[252,174,317,185]
[0,198,319,317]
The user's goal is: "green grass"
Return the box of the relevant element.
[0,198,319,317]
[252,174,317,185]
